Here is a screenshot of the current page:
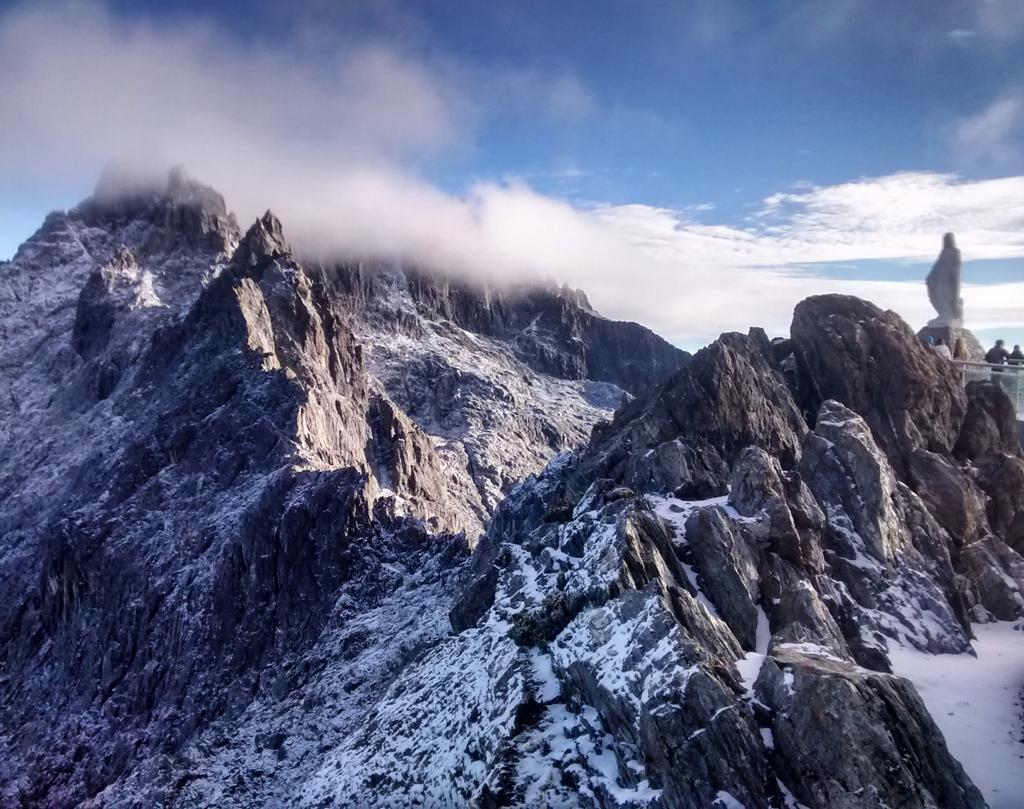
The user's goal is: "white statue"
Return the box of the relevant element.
[926,232,964,328]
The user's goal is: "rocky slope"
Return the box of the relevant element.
[315,260,688,536]
[307,298,1024,808]
[2,172,1023,807]
[0,172,688,807]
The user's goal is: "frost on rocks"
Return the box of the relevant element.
[322,479,770,808]
[371,316,1015,807]
[316,259,688,540]
[1,178,1022,808]
[0,172,690,807]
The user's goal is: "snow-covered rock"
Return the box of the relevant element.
[1,173,1022,807]
[323,311,1020,807]
[0,171,688,806]
[315,260,688,538]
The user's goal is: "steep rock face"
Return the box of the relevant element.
[564,331,807,508]
[907,449,989,546]
[0,183,469,806]
[790,294,1024,625]
[0,174,239,511]
[0,173,697,807]
[791,295,967,478]
[954,380,1024,553]
[327,262,688,394]
[315,261,689,536]
[756,649,981,809]
[954,379,1021,460]
[330,301,1016,806]
[798,402,972,662]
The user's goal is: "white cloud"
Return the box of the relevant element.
[0,2,1022,349]
[953,91,1024,168]
[975,0,1024,43]
[948,28,977,41]
[575,177,1024,340]
[0,3,464,171]
[754,172,1024,261]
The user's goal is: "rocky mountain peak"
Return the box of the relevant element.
[75,166,239,257]
[3,172,1023,807]
[235,209,289,267]
[791,294,967,478]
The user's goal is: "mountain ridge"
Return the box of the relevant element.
[1,172,1022,807]
[0,171,692,806]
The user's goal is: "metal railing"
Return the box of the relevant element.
[952,360,1024,419]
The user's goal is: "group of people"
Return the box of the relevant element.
[927,335,1024,366]
[984,339,1024,367]
[929,337,962,360]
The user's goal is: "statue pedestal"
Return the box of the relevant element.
[917,325,984,361]
[926,316,964,329]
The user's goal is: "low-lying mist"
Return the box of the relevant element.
[2,1,1023,347]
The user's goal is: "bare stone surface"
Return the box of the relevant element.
[2,176,1023,808]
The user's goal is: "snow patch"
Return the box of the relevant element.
[889,621,1024,809]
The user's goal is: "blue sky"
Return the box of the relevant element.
[1,0,1022,349]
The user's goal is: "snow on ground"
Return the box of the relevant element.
[735,606,771,695]
[649,494,736,620]
[889,621,1024,809]
[649,493,772,695]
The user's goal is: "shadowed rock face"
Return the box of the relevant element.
[325,262,689,396]
[1,174,1021,807]
[792,295,968,479]
[955,379,1022,460]
[0,173,696,807]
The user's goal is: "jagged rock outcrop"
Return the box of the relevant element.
[331,297,1021,807]
[955,379,1021,460]
[0,184,481,805]
[0,172,694,807]
[559,331,808,508]
[756,648,981,809]
[792,295,967,478]
[315,261,689,535]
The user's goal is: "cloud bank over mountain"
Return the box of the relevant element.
[1,1,1022,345]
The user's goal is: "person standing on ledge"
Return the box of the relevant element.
[1009,344,1024,366]
[933,337,952,360]
[985,339,1010,365]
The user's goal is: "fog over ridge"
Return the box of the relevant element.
[2,1,1023,346]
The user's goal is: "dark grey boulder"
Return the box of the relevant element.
[954,379,1021,460]
[757,648,986,809]
[792,294,967,479]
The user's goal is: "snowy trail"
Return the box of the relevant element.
[890,622,1024,809]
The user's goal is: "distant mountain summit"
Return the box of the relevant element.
[0,171,687,805]
[1,172,1022,807]
[318,258,689,531]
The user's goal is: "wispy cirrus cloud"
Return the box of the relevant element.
[952,90,1024,170]
[580,173,1024,339]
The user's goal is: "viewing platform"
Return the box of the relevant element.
[952,360,1024,421]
